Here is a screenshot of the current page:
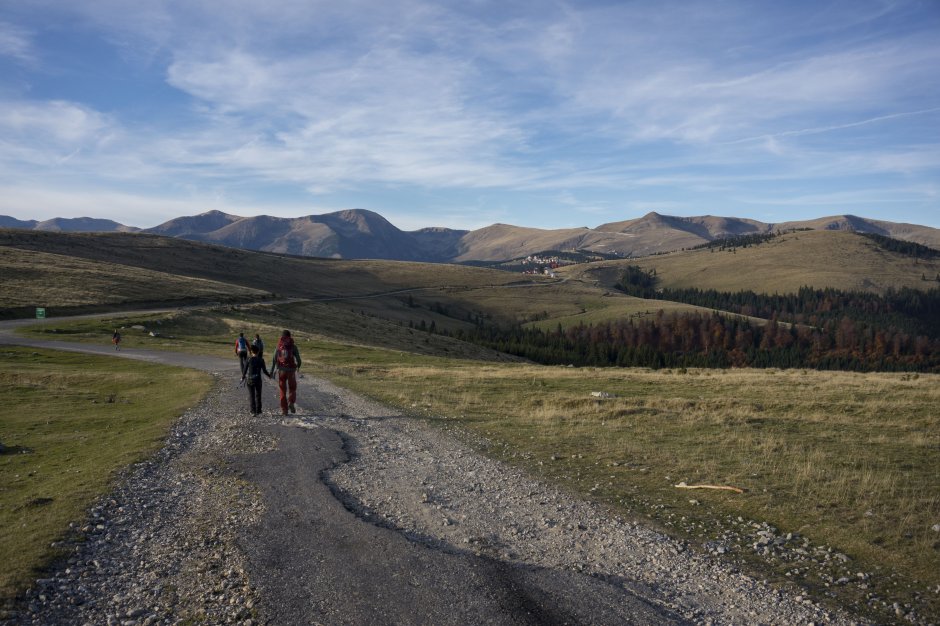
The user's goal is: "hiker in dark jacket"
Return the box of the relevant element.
[271,329,301,415]
[251,333,265,359]
[242,344,272,415]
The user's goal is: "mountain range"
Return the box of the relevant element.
[3,209,939,262]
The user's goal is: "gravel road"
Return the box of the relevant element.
[0,327,868,625]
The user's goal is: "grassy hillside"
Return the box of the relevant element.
[567,230,940,295]
[0,230,524,300]
[1,229,687,331]
[0,247,270,318]
[16,302,524,364]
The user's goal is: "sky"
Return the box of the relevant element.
[0,0,938,232]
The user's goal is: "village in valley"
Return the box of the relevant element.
[520,254,566,276]
[497,250,622,276]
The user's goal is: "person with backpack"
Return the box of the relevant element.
[251,333,265,358]
[234,332,249,374]
[271,329,301,415]
[241,344,272,415]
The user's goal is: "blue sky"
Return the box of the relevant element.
[0,0,938,231]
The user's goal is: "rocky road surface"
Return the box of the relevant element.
[0,325,867,625]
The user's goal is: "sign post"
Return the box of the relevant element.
[36,307,46,332]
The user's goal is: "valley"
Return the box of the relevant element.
[1,228,938,624]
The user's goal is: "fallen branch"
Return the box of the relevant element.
[674,481,745,494]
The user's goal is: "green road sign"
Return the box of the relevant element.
[36,307,46,319]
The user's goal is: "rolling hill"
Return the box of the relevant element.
[0,246,268,318]
[137,209,940,261]
[4,209,938,262]
[0,229,703,333]
[6,226,938,338]
[567,229,940,295]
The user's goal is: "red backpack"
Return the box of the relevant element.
[276,337,296,368]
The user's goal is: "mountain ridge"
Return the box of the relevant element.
[2,209,938,262]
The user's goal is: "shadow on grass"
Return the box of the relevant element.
[0,445,33,455]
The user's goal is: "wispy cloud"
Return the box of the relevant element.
[0,0,938,228]
[0,100,117,171]
[0,20,34,64]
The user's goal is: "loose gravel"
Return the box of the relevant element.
[0,370,887,625]
[307,377,865,626]
[1,375,275,626]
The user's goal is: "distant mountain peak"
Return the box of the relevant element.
[5,209,938,262]
[198,209,237,218]
[0,216,138,233]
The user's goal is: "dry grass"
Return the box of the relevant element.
[568,230,940,295]
[321,358,940,612]
[0,246,269,315]
[0,230,524,306]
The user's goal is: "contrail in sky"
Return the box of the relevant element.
[726,106,940,145]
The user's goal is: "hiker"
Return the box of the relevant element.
[234,332,249,374]
[251,333,265,358]
[112,330,121,351]
[241,344,272,415]
[271,329,301,415]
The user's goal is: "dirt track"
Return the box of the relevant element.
[0,320,861,625]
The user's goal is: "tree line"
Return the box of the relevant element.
[444,310,940,372]
[414,265,940,372]
[617,268,940,338]
[690,231,780,251]
[859,232,940,260]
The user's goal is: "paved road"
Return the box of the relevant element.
[0,313,683,624]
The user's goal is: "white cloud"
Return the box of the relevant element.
[738,186,933,208]
[0,0,937,229]
[0,21,34,63]
[0,100,111,143]
[0,100,118,171]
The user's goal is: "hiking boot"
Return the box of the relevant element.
[289,403,296,414]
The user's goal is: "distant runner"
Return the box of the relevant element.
[271,329,301,415]
[112,330,121,351]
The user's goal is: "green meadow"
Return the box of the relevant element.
[0,347,211,604]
